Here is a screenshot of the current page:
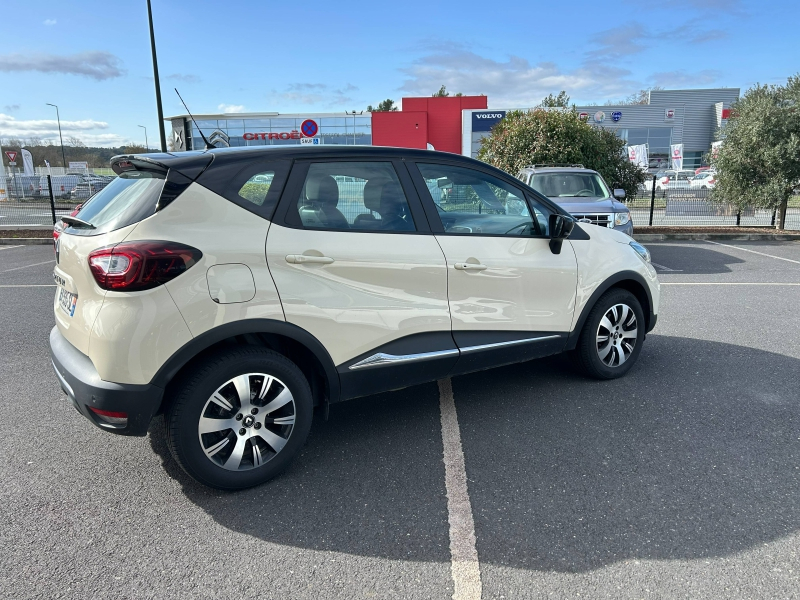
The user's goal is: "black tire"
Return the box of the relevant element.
[575,288,645,380]
[165,347,313,490]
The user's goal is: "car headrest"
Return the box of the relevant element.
[305,174,339,205]
[363,178,387,212]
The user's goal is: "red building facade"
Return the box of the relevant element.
[371,95,487,154]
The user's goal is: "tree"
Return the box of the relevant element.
[477,109,647,198]
[539,91,571,108]
[431,85,463,97]
[367,99,398,112]
[710,75,800,229]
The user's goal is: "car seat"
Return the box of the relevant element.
[299,173,350,229]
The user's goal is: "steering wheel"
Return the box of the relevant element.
[575,189,595,197]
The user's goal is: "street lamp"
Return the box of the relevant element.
[345,110,363,145]
[46,103,67,168]
[138,125,149,152]
[147,0,167,151]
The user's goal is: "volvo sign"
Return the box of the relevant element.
[472,111,506,132]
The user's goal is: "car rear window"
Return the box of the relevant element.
[71,171,164,236]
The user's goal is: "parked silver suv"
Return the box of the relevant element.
[517,165,634,236]
[50,146,659,489]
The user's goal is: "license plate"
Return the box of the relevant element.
[58,287,78,317]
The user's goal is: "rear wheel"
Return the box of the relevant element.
[575,289,645,380]
[165,347,313,490]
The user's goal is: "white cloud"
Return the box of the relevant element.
[0,113,110,139]
[43,19,57,26]
[0,51,124,80]
[590,22,726,60]
[270,83,359,108]
[217,103,245,113]
[400,43,636,106]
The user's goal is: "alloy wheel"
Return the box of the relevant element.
[197,373,296,471]
[596,303,638,367]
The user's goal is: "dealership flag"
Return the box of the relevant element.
[628,144,649,170]
[670,144,684,171]
[21,148,34,176]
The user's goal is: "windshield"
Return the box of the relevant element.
[72,171,165,235]
[530,172,611,198]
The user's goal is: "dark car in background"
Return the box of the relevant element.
[517,165,633,236]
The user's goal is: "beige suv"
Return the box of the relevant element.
[50,146,660,489]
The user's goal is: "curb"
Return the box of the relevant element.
[0,238,52,245]
[634,233,800,242]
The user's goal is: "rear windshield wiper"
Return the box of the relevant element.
[60,216,96,229]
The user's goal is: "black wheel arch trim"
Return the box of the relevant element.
[565,270,656,351]
[150,319,341,404]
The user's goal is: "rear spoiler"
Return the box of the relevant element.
[110,154,213,181]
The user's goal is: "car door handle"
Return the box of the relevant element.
[454,262,487,271]
[285,254,334,265]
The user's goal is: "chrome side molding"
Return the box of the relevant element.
[349,348,460,370]
[348,335,561,370]
[459,335,561,354]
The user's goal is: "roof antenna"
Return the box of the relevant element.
[174,88,212,149]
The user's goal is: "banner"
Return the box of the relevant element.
[670,144,684,171]
[21,148,34,176]
[627,144,649,170]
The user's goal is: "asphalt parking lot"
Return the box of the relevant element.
[1,240,799,599]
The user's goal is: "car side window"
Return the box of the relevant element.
[238,172,275,206]
[295,162,416,232]
[416,163,540,236]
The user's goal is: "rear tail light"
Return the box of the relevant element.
[661,177,670,184]
[88,241,202,291]
[70,204,82,216]
[89,406,128,427]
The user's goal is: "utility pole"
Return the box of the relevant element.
[147,0,167,151]
[345,110,363,145]
[138,125,149,151]
[46,103,67,168]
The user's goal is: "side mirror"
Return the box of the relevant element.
[548,214,575,254]
[613,188,626,199]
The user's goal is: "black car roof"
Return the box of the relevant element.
[111,145,509,179]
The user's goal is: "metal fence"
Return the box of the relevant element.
[0,173,112,227]
[624,177,800,230]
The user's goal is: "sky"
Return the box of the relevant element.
[0,0,797,148]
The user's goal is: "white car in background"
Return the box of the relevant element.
[655,170,697,192]
[689,171,717,190]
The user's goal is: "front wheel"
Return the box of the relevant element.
[165,347,313,490]
[575,289,645,380]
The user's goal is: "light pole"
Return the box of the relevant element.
[345,110,363,145]
[138,125,149,152]
[46,103,67,168]
[147,0,167,151]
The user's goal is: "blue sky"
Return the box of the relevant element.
[1,0,797,147]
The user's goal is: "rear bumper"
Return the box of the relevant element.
[49,326,163,436]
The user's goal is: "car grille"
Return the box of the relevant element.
[571,213,612,228]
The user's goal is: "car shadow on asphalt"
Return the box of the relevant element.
[647,243,745,274]
[453,335,800,572]
[150,336,800,572]
[148,381,451,563]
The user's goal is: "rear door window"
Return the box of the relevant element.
[290,161,417,232]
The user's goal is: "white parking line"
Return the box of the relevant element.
[0,260,55,273]
[705,240,800,265]
[0,284,56,288]
[0,245,24,251]
[438,378,482,600]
